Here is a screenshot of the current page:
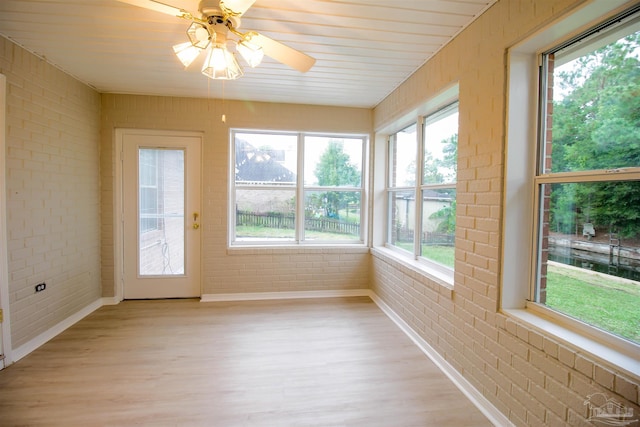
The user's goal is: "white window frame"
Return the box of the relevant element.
[229,129,368,247]
[383,98,459,285]
[503,0,640,378]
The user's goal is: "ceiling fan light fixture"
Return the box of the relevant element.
[172,42,203,67]
[186,22,211,49]
[236,39,263,67]
[201,44,244,80]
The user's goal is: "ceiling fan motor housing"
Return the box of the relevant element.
[200,0,241,30]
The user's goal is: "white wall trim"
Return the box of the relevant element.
[12,298,104,362]
[201,289,372,302]
[101,296,122,306]
[368,292,514,427]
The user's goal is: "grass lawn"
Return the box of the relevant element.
[421,246,455,268]
[392,241,455,268]
[236,226,359,241]
[546,263,640,343]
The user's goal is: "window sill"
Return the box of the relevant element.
[370,246,454,298]
[502,307,640,381]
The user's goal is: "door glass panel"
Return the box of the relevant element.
[138,148,185,276]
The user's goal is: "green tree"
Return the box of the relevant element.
[426,134,458,234]
[422,152,442,184]
[440,134,457,185]
[551,32,640,238]
[313,141,360,218]
[422,134,457,184]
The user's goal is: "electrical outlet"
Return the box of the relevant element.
[35,283,46,293]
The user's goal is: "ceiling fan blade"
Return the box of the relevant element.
[115,0,190,18]
[220,0,256,16]
[251,33,316,73]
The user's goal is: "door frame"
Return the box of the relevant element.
[114,128,204,301]
[0,73,12,368]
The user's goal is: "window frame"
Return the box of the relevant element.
[229,129,368,247]
[532,13,640,351]
[503,0,640,377]
[384,101,459,281]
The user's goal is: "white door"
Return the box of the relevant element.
[122,131,202,299]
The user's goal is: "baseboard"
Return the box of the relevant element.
[368,292,513,427]
[200,288,372,302]
[12,298,104,362]
[101,296,121,306]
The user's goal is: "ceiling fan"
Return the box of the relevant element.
[116,0,316,79]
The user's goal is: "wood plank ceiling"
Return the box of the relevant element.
[0,0,496,108]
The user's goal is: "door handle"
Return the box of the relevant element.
[193,212,200,229]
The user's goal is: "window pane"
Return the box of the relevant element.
[544,29,640,174]
[390,124,417,187]
[138,148,185,276]
[235,188,295,241]
[420,188,456,267]
[304,190,361,241]
[231,130,367,245]
[423,108,458,184]
[389,190,415,252]
[538,181,640,344]
[235,133,297,184]
[304,137,362,187]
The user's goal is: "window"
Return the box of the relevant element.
[533,11,640,346]
[231,130,367,245]
[138,148,186,275]
[139,149,160,233]
[388,123,417,252]
[386,103,458,273]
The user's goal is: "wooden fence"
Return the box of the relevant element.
[237,210,359,236]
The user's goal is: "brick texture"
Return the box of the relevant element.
[2,0,638,425]
[100,95,374,297]
[372,0,640,426]
[0,37,102,348]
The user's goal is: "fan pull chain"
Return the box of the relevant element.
[221,80,226,122]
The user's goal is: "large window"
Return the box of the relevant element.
[387,103,458,273]
[231,131,366,245]
[533,11,640,346]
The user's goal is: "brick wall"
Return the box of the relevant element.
[372,1,639,426]
[0,36,102,348]
[100,95,373,296]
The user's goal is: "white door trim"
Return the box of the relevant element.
[114,128,203,300]
[0,73,13,368]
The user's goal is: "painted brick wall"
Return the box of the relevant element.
[0,36,102,348]
[372,1,639,426]
[100,95,373,297]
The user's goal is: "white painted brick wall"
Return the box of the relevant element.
[372,0,639,425]
[100,95,373,297]
[0,36,102,348]
[3,1,637,424]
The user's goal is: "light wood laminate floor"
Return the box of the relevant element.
[0,297,493,426]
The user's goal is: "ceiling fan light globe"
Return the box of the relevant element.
[201,45,244,80]
[172,42,202,67]
[186,22,211,49]
[237,40,264,67]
